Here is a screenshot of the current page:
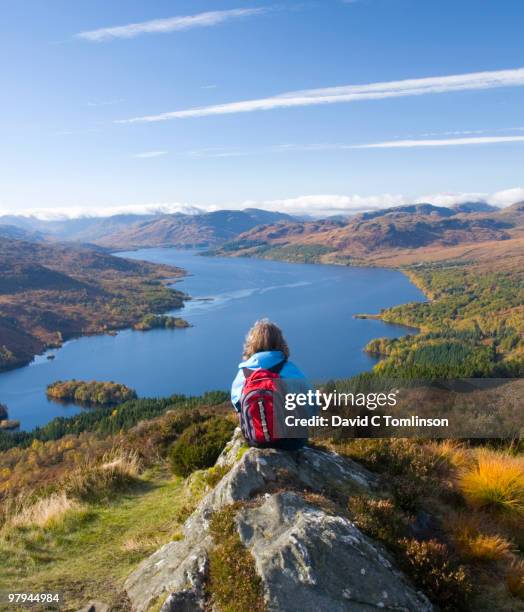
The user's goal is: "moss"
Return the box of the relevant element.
[204,464,232,488]
[148,592,170,612]
[235,445,250,461]
[207,504,265,612]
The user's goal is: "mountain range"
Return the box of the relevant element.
[1,202,517,253]
[208,201,524,266]
[0,208,295,249]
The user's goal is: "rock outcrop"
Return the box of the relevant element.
[124,431,432,611]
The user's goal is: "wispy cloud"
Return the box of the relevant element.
[117,66,524,123]
[353,135,524,148]
[132,151,168,158]
[186,133,524,157]
[418,126,524,137]
[77,8,266,42]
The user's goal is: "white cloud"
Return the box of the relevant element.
[77,8,266,42]
[489,187,524,207]
[353,135,524,148]
[240,194,409,216]
[2,188,522,221]
[0,203,203,221]
[237,187,524,217]
[118,66,524,123]
[132,151,168,158]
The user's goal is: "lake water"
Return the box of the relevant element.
[0,249,425,430]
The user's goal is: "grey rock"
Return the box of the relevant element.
[236,491,432,612]
[124,430,432,612]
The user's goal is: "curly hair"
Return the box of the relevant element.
[242,319,290,360]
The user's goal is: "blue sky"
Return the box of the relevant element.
[1,0,524,217]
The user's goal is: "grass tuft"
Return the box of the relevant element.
[450,513,515,562]
[63,448,141,501]
[7,492,85,530]
[459,451,524,518]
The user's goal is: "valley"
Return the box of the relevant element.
[0,201,523,612]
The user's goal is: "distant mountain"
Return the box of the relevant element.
[501,200,524,214]
[94,209,296,249]
[213,201,524,263]
[0,214,159,243]
[2,202,520,254]
[451,201,499,214]
[0,208,296,249]
[0,224,45,242]
[360,203,455,221]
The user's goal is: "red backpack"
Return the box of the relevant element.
[239,361,286,445]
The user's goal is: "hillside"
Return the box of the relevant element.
[0,224,45,242]
[0,213,158,243]
[93,209,296,249]
[213,203,522,263]
[0,209,297,250]
[0,238,186,371]
[0,393,522,611]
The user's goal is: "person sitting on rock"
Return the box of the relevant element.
[231,318,314,450]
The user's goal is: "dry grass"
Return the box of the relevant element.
[121,533,165,555]
[427,440,470,471]
[7,492,84,529]
[450,513,515,562]
[463,534,515,562]
[63,448,141,501]
[459,450,524,519]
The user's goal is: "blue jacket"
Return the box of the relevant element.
[231,350,311,411]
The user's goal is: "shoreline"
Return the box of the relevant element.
[0,266,190,376]
[0,248,427,377]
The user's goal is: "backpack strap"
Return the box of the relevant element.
[242,367,254,380]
